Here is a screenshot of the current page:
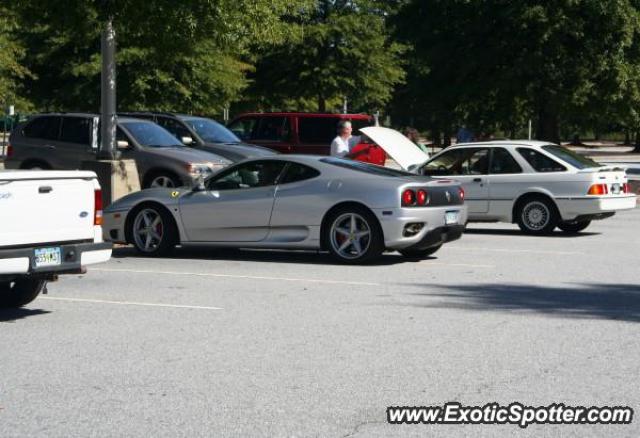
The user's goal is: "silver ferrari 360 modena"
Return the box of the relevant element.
[103,155,467,263]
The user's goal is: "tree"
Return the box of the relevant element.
[5,0,308,114]
[393,0,640,143]
[0,6,33,112]
[246,0,406,113]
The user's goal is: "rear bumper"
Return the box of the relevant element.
[557,195,637,221]
[402,225,466,251]
[374,205,468,250]
[0,241,112,277]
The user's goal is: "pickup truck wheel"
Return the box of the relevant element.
[0,279,46,308]
[399,244,442,259]
[558,220,591,234]
[129,206,177,256]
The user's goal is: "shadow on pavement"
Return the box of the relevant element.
[406,283,640,323]
[111,246,414,266]
[0,308,51,323]
[464,228,599,238]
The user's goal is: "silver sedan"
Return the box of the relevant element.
[103,156,468,263]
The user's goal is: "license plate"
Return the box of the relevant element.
[611,183,621,194]
[34,247,61,268]
[445,211,459,225]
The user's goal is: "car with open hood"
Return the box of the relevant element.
[360,127,637,235]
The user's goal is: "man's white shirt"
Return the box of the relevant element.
[330,135,360,157]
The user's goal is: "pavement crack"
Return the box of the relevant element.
[342,420,386,438]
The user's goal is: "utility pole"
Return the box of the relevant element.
[99,11,116,159]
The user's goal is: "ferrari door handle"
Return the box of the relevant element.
[473,178,482,182]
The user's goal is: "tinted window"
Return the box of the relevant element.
[183,117,239,143]
[321,157,415,177]
[423,148,489,176]
[60,117,91,144]
[517,148,566,172]
[208,161,287,190]
[255,117,290,141]
[490,148,522,174]
[23,116,61,140]
[120,122,182,147]
[298,118,340,144]
[156,117,193,141]
[281,163,321,184]
[542,145,600,169]
[228,117,257,141]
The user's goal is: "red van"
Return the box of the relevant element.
[227,112,386,165]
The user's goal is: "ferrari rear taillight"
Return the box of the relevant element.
[94,189,103,225]
[416,190,428,206]
[623,183,631,194]
[458,187,465,201]
[587,184,608,195]
[402,189,416,206]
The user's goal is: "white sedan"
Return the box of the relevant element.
[361,128,637,235]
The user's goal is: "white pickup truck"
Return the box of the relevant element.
[0,170,112,307]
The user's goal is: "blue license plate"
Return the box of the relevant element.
[34,247,61,268]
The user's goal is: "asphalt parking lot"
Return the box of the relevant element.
[1,207,639,437]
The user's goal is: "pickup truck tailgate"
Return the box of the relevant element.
[0,171,98,247]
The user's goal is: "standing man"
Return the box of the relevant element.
[330,120,361,158]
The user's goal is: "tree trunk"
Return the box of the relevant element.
[318,95,326,113]
[536,106,560,144]
[634,131,640,153]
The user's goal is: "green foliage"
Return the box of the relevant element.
[393,0,640,142]
[5,0,308,114]
[0,6,33,111]
[246,0,406,113]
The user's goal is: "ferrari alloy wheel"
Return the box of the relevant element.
[325,207,384,264]
[129,206,177,256]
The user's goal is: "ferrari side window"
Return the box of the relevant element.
[209,161,287,190]
[280,163,321,184]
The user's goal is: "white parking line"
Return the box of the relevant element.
[426,262,495,268]
[445,246,581,255]
[92,268,381,286]
[40,296,223,310]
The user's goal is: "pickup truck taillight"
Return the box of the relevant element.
[94,189,103,225]
[5,144,13,158]
[587,184,608,195]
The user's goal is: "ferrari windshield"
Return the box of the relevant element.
[542,145,601,169]
[121,121,182,147]
[321,157,415,177]
[183,117,240,143]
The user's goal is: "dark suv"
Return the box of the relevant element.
[5,113,232,188]
[227,112,385,165]
[119,112,277,162]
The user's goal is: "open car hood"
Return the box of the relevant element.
[360,127,429,171]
